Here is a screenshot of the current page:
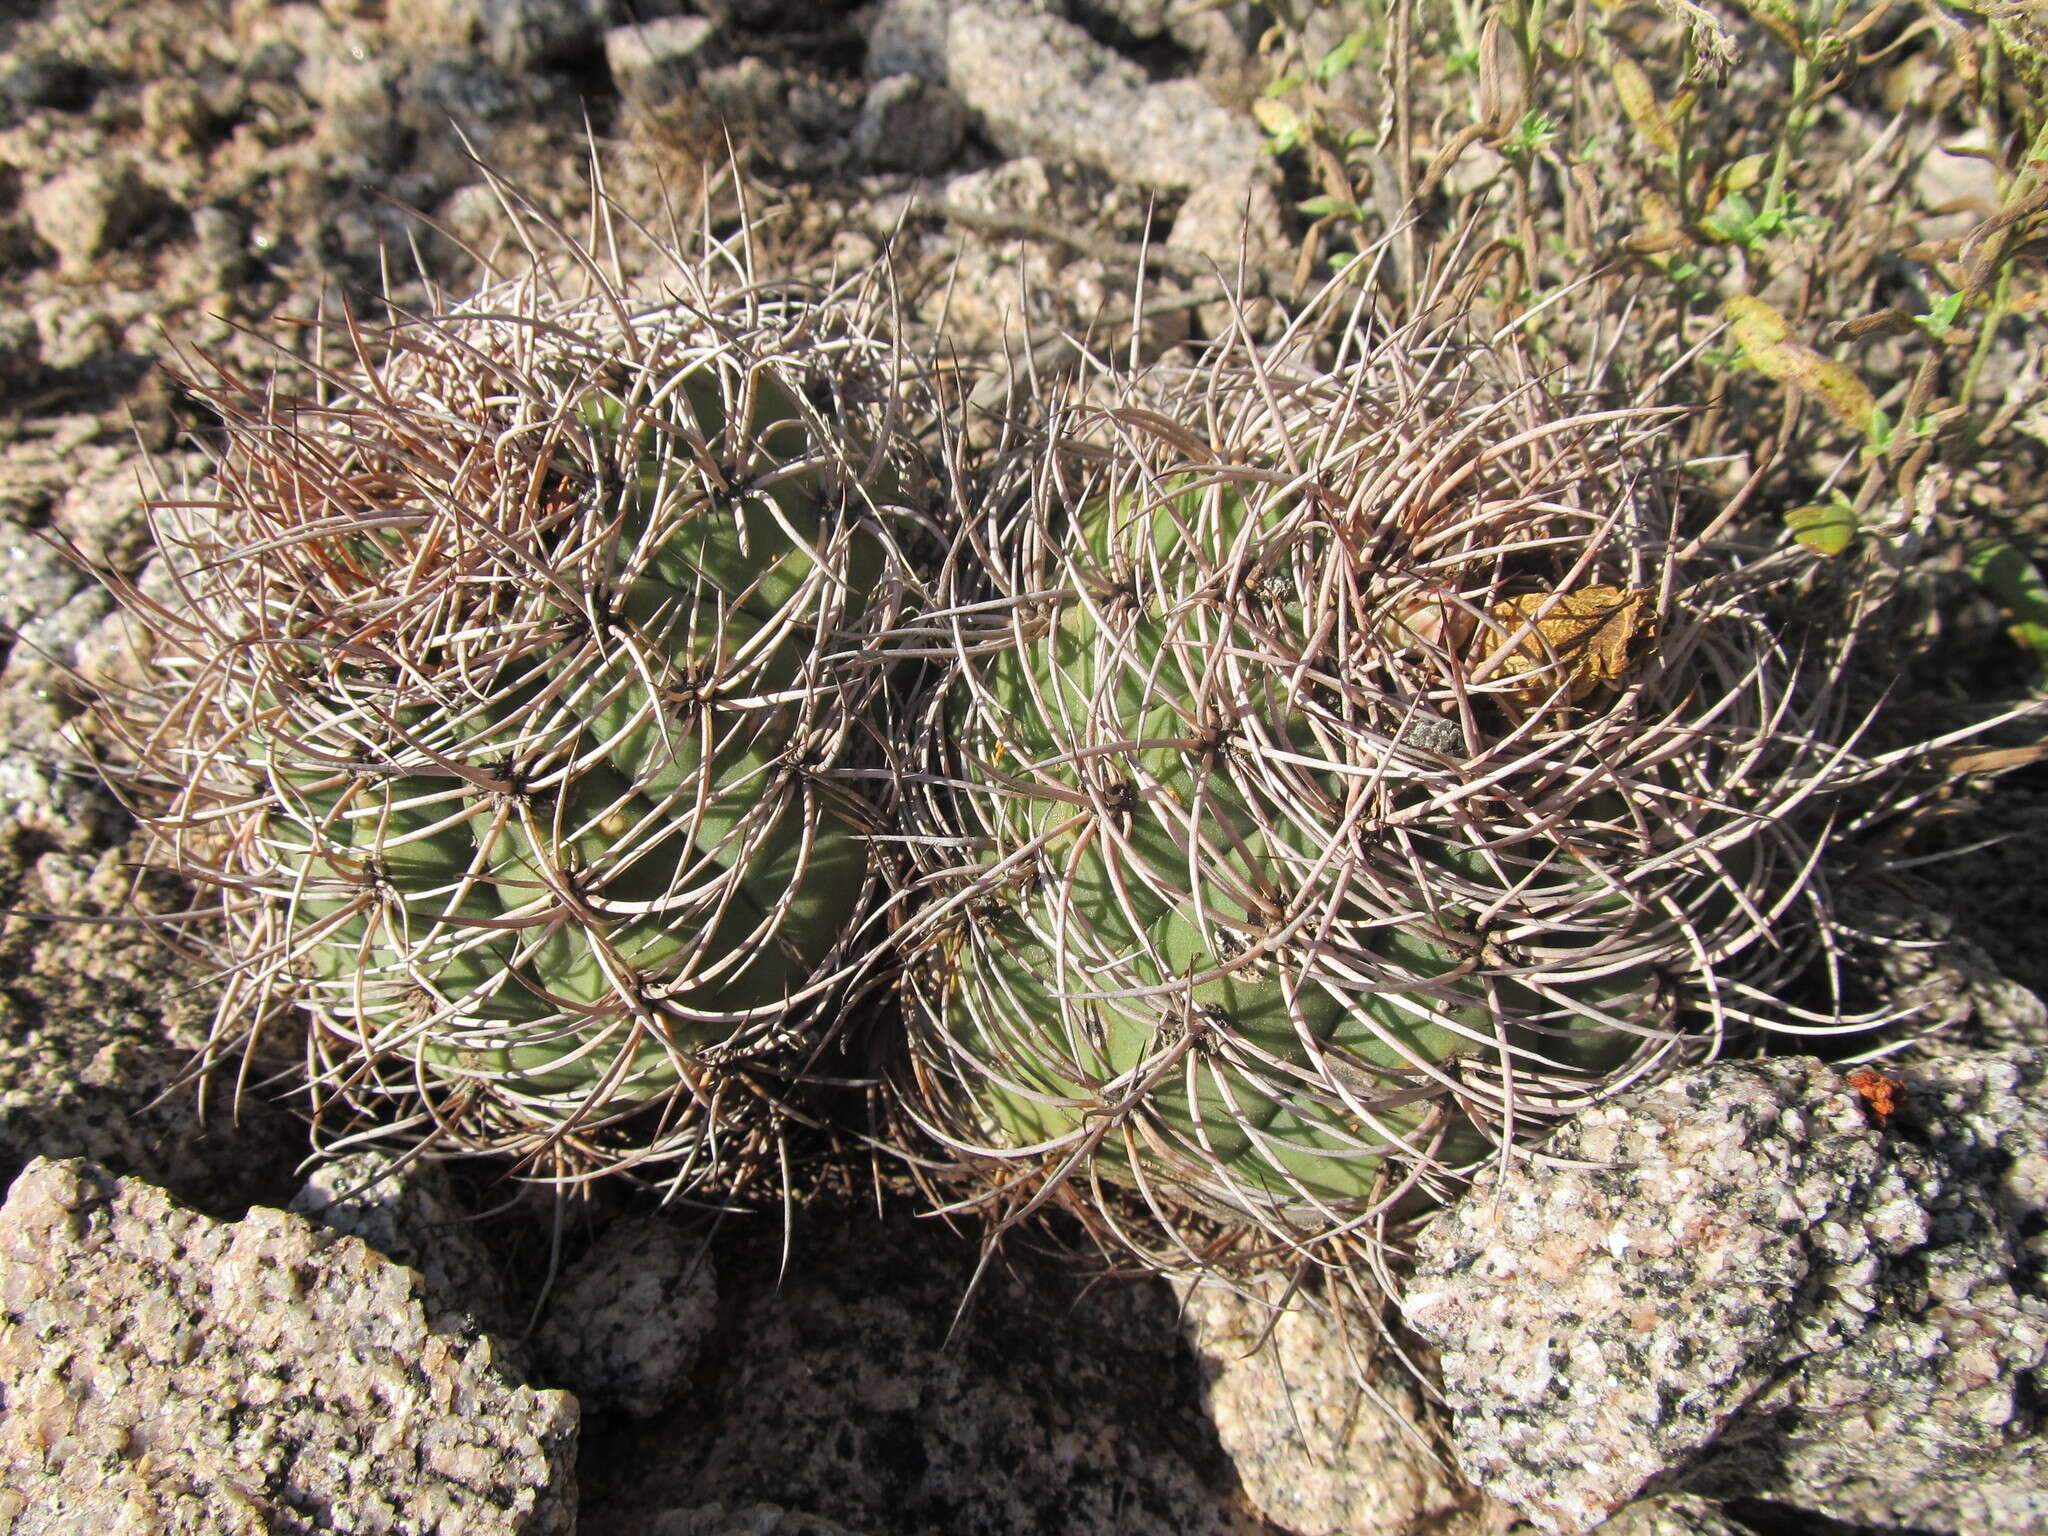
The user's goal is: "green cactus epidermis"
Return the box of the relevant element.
[579,371,887,628]
[257,367,878,1095]
[946,482,1648,1205]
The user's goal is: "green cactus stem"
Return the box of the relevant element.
[902,300,1874,1268]
[94,236,929,1188]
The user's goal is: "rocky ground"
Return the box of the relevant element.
[1,0,2044,1532]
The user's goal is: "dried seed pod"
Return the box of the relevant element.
[91,214,933,1193]
[900,290,1880,1272]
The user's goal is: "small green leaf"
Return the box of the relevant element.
[1298,194,1362,220]
[1966,538,2048,660]
[1315,30,1368,83]
[1502,110,1559,159]
[1915,292,1968,340]
[1699,192,1757,245]
[1783,495,1860,555]
[1253,98,1305,155]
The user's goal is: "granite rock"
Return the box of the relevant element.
[854,74,969,174]
[0,51,97,125]
[0,526,90,652]
[23,161,162,273]
[1404,1052,2048,1535]
[1845,880,2048,1049]
[1689,1048,2048,1533]
[535,1213,716,1419]
[0,825,303,1216]
[1596,1493,1751,1536]
[699,0,841,29]
[0,971,292,1214]
[390,0,612,74]
[606,15,724,107]
[290,1151,521,1349]
[577,1214,1254,1536]
[0,1157,577,1535]
[1087,0,1257,66]
[644,1503,867,1536]
[0,312,41,398]
[1167,175,1288,278]
[1176,1276,1461,1536]
[865,0,952,82]
[944,0,1267,193]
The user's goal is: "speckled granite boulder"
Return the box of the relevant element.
[1403,1052,2048,1535]
[536,1213,716,1419]
[291,1151,521,1348]
[1175,1276,1459,1536]
[0,1157,577,1535]
[1596,1493,1751,1536]
[1689,1049,2048,1533]
[577,1214,1254,1536]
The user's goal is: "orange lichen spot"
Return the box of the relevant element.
[1847,1067,1903,1128]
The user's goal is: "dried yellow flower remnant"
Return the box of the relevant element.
[1483,585,1657,702]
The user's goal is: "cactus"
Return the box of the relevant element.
[901,299,1871,1266]
[94,228,928,1186]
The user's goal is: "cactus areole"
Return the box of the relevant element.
[108,261,920,1178]
[905,321,1859,1259]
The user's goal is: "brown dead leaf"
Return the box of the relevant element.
[1724,295,1882,438]
[1931,742,2048,776]
[1482,585,1657,702]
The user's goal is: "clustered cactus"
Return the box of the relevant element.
[94,229,927,1190]
[85,196,1932,1265]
